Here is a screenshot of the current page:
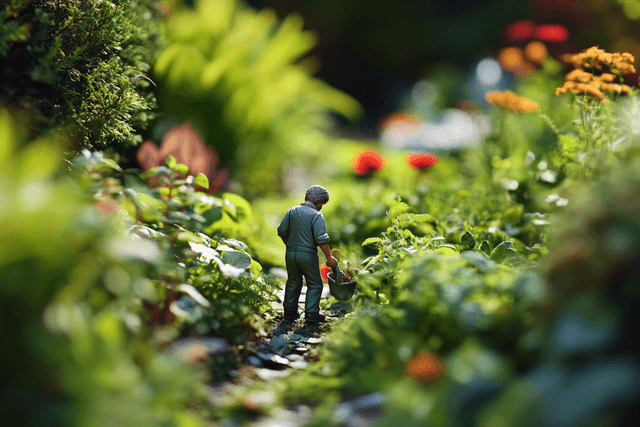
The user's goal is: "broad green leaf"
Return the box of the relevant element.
[188,241,220,263]
[221,250,252,269]
[480,240,491,255]
[213,257,246,279]
[201,205,223,223]
[435,244,458,255]
[490,241,515,263]
[223,238,249,250]
[461,231,476,250]
[250,259,263,276]
[98,157,123,172]
[413,214,434,223]
[175,163,189,176]
[140,165,173,178]
[362,237,382,246]
[194,173,209,190]
[165,154,177,169]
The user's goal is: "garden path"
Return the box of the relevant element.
[205,269,383,426]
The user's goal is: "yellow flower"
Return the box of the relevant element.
[485,90,540,113]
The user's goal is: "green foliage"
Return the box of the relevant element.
[153,0,362,197]
[617,0,640,19]
[0,0,162,148]
[71,148,279,342]
[0,110,208,426]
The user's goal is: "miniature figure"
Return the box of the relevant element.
[277,185,338,323]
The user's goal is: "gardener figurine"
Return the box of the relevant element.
[278,185,338,323]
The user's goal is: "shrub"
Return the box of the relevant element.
[0,0,162,149]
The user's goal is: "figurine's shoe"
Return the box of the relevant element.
[284,311,299,322]
[305,313,326,323]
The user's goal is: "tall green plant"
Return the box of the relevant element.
[0,0,162,149]
[153,0,362,197]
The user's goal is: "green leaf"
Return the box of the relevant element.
[165,154,177,169]
[490,241,515,263]
[194,173,209,190]
[362,237,382,246]
[413,214,434,223]
[98,157,123,172]
[212,257,246,279]
[177,284,211,308]
[175,163,189,176]
[389,197,410,220]
[221,250,252,269]
[461,231,476,250]
[250,259,263,276]
[224,238,249,250]
[479,240,491,255]
[188,241,220,263]
[140,166,173,178]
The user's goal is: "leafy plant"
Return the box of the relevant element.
[152,0,362,197]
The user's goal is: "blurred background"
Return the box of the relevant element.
[244,0,640,135]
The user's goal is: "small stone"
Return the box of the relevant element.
[255,368,292,381]
[301,337,322,344]
[292,346,308,355]
[286,354,305,362]
[289,360,309,370]
[256,352,290,368]
[268,335,289,353]
[247,355,263,367]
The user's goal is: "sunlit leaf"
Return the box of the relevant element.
[177,284,211,308]
[221,250,252,269]
[194,173,209,190]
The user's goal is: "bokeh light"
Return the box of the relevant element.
[476,58,502,86]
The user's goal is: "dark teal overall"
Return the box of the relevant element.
[277,201,330,318]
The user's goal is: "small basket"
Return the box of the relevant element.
[327,271,357,301]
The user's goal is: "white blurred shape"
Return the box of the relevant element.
[476,58,502,86]
[19,181,50,212]
[381,109,485,151]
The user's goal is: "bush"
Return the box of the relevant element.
[0,0,162,149]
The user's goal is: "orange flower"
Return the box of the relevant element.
[379,112,420,132]
[485,90,540,113]
[136,123,229,194]
[524,41,548,64]
[406,153,439,171]
[406,351,444,383]
[351,150,386,176]
[556,47,635,99]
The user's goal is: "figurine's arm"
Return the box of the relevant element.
[277,210,291,244]
[319,243,337,268]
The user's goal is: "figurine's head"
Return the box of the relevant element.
[305,185,329,210]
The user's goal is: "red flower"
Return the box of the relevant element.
[351,150,386,176]
[406,351,444,383]
[136,123,229,194]
[534,24,569,43]
[406,153,439,171]
[504,20,535,44]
